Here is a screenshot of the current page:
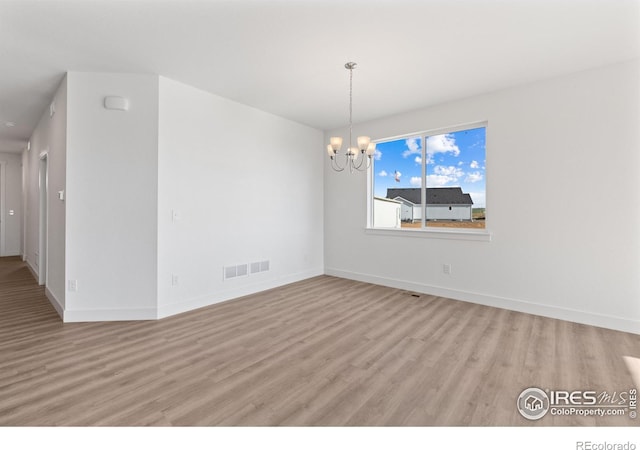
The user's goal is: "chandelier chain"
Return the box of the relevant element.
[349,64,353,152]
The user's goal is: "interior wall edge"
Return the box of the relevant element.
[45,287,64,320]
[25,259,38,283]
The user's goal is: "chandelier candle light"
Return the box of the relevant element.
[327,62,376,172]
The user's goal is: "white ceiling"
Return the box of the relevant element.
[0,0,638,154]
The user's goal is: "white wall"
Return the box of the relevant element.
[23,76,67,313]
[0,152,23,256]
[157,77,324,317]
[46,79,68,309]
[21,149,27,259]
[325,59,640,334]
[65,73,159,320]
[21,72,323,322]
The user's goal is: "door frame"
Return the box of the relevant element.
[38,151,48,286]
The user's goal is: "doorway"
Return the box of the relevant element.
[0,160,5,256]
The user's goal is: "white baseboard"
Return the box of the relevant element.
[63,307,157,322]
[157,268,324,319]
[58,269,323,323]
[45,287,64,319]
[26,260,38,282]
[325,268,640,335]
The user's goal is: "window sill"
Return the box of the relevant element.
[365,227,492,242]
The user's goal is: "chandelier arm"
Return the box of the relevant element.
[331,155,346,172]
[352,148,374,171]
[353,152,368,171]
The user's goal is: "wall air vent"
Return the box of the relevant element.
[223,263,249,280]
[225,260,270,280]
[224,266,237,279]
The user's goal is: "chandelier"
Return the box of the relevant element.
[327,62,376,172]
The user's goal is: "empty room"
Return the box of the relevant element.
[0,0,638,445]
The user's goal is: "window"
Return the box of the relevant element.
[371,123,486,231]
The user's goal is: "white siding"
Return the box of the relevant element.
[374,198,401,228]
[398,203,410,221]
[426,205,472,220]
[412,205,422,222]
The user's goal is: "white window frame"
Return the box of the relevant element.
[366,121,491,242]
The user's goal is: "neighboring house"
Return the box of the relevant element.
[386,187,474,221]
[373,197,401,228]
[391,196,420,222]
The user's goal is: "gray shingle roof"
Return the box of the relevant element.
[386,187,474,205]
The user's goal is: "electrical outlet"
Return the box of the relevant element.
[171,274,179,287]
[443,264,452,275]
[68,280,78,292]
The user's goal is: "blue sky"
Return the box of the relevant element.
[373,127,486,208]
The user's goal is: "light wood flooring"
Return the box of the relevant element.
[0,256,638,426]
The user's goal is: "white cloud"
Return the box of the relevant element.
[410,176,422,187]
[426,133,460,158]
[378,170,388,177]
[374,149,382,161]
[424,165,464,187]
[414,156,422,164]
[426,175,454,187]
[470,160,479,169]
[434,165,464,178]
[458,161,464,166]
[465,171,483,183]
[402,138,421,158]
